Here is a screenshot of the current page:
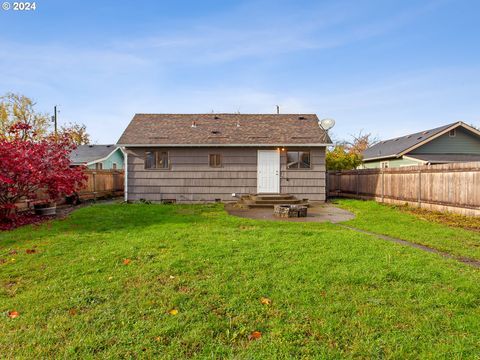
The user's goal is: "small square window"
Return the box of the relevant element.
[95,163,103,170]
[112,163,117,170]
[209,154,222,167]
[449,129,456,137]
[287,151,311,169]
[381,161,389,168]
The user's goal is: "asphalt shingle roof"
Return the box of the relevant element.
[70,145,117,165]
[116,114,332,146]
[363,123,457,161]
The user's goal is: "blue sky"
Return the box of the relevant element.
[1,0,479,143]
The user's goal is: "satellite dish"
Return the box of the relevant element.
[319,118,335,131]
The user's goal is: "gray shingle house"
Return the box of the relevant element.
[362,122,480,168]
[117,113,332,203]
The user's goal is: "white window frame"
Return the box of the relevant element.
[380,161,389,169]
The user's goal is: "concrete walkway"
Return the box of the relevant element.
[225,203,355,223]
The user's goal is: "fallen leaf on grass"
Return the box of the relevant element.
[260,297,272,305]
[25,249,36,254]
[8,311,19,319]
[169,275,175,279]
[0,258,6,264]
[9,250,17,255]
[248,331,262,341]
[123,259,131,265]
[168,309,178,315]
[68,308,77,316]
[177,286,191,293]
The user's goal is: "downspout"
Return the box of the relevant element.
[124,150,128,202]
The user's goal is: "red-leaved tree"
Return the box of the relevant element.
[0,122,87,221]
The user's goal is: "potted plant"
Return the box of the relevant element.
[33,200,57,216]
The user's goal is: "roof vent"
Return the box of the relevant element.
[191,121,197,128]
[417,136,422,140]
[298,116,306,120]
[214,115,220,119]
[89,145,94,148]
[211,130,220,135]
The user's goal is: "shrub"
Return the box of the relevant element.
[0,122,87,221]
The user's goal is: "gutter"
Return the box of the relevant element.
[362,154,398,162]
[116,143,332,147]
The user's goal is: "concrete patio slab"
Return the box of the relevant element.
[225,203,355,223]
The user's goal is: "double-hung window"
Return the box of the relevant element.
[145,151,169,169]
[209,154,222,168]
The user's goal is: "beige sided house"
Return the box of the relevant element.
[117,114,332,203]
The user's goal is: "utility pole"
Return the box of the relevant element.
[53,105,58,135]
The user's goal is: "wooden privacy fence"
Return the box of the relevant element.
[328,162,480,216]
[14,170,124,210]
[77,170,124,200]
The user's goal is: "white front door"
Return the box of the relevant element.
[257,150,280,193]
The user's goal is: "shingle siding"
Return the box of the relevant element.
[126,147,326,203]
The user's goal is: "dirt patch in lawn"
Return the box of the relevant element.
[392,205,480,232]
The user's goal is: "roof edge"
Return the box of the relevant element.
[362,154,399,162]
[132,113,319,116]
[117,143,331,147]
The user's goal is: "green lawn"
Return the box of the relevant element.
[1,202,480,359]
[335,199,480,261]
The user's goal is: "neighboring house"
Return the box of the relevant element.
[117,113,332,203]
[70,144,125,170]
[362,121,480,168]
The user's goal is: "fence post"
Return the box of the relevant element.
[381,169,385,203]
[93,171,97,202]
[356,169,359,197]
[417,169,422,207]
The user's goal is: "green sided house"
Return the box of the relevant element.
[117,113,332,203]
[361,121,480,168]
[70,145,125,170]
